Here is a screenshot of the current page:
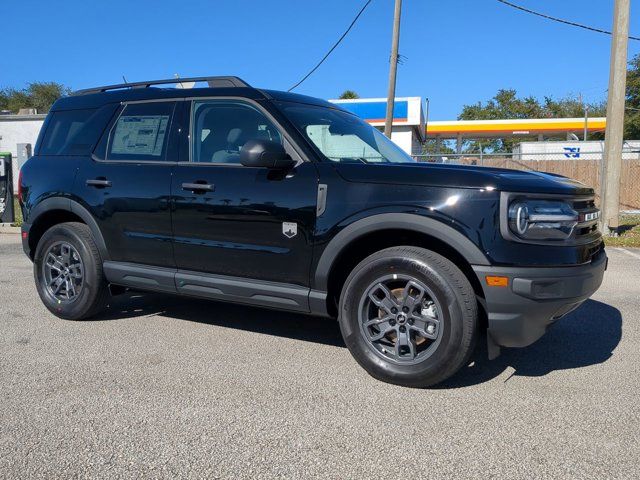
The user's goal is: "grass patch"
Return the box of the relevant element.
[604,214,640,247]
[11,195,22,227]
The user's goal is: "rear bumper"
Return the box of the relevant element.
[21,222,31,258]
[473,250,607,348]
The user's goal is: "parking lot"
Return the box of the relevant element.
[0,233,638,479]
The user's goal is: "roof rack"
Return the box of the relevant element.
[72,76,251,96]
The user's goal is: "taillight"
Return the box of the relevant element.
[17,169,23,203]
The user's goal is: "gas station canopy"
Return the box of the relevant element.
[425,117,607,139]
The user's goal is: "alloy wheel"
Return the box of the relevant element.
[43,241,84,303]
[358,274,443,365]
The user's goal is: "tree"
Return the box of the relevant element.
[0,82,70,114]
[457,89,607,152]
[453,55,640,153]
[625,54,640,140]
[459,89,544,121]
[339,90,360,99]
[420,139,455,156]
[543,96,606,119]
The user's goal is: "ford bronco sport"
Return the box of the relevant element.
[18,76,607,387]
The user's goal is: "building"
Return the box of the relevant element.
[0,113,45,191]
[513,140,640,161]
[0,112,45,159]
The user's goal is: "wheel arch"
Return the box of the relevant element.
[314,213,490,317]
[25,197,109,261]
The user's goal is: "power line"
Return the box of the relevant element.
[288,0,374,92]
[496,0,640,41]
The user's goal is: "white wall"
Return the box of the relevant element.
[0,116,44,157]
[0,115,45,191]
[0,115,45,192]
[390,126,414,155]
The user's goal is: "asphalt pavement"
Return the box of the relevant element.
[1,234,638,479]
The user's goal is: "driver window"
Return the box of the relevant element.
[191,100,282,164]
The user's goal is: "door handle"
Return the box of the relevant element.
[86,178,112,188]
[182,182,214,192]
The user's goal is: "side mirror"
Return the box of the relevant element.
[240,139,295,169]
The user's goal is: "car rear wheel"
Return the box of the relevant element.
[339,246,477,387]
[34,222,109,320]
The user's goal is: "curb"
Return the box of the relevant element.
[0,223,20,234]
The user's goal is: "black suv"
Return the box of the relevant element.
[19,76,607,387]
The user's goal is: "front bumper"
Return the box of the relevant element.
[473,249,607,348]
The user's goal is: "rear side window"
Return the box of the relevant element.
[40,106,117,156]
[40,109,93,155]
[107,102,175,161]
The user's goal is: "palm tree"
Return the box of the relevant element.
[339,90,360,99]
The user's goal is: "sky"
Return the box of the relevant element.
[2,0,639,120]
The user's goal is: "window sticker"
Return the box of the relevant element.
[111,115,169,156]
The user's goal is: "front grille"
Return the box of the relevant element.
[571,196,601,241]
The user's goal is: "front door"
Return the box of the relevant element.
[171,99,317,287]
[76,100,178,267]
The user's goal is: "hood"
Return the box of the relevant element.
[333,162,594,195]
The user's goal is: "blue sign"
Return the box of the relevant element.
[563,147,581,158]
[334,100,409,122]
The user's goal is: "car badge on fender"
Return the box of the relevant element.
[282,222,297,238]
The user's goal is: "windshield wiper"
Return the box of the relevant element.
[340,157,391,164]
[339,157,369,164]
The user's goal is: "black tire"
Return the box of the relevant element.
[339,246,477,388]
[33,222,109,320]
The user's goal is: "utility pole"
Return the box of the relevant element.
[384,0,402,138]
[600,0,630,235]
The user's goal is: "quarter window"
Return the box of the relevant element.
[107,102,175,161]
[191,100,282,164]
[40,109,94,155]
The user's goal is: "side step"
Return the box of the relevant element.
[102,261,329,317]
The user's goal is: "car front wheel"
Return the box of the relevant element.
[339,246,478,388]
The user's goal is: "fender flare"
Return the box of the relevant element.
[313,212,489,291]
[27,197,110,260]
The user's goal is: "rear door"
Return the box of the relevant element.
[170,98,318,286]
[75,100,179,267]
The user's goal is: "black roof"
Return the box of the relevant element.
[52,76,337,111]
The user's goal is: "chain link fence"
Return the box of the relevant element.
[411,150,640,213]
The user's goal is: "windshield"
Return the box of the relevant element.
[280,103,416,164]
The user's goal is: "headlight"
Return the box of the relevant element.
[508,199,578,241]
